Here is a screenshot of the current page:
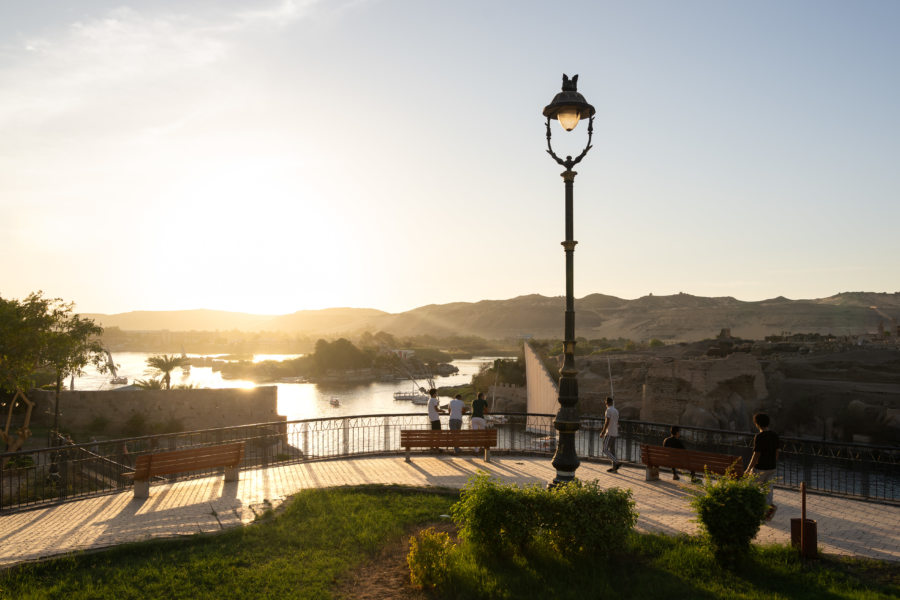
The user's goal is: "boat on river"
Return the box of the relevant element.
[329,396,341,407]
[393,389,430,403]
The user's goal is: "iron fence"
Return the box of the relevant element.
[1,413,897,512]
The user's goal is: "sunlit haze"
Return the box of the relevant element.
[2,1,898,316]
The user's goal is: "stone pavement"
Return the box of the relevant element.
[1,455,898,568]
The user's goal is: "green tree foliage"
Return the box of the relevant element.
[312,338,371,372]
[1,292,105,444]
[0,292,56,393]
[146,354,189,390]
[134,378,165,390]
[471,357,526,392]
[43,305,106,431]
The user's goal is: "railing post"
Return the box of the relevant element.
[383,416,391,452]
[302,422,309,458]
[342,418,350,456]
[587,423,595,458]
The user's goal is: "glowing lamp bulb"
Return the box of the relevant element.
[556,108,581,131]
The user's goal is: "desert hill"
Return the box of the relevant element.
[84,291,900,341]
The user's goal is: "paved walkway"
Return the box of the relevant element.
[1,455,898,568]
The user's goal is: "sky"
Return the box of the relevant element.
[1,0,898,316]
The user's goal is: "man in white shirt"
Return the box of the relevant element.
[426,388,443,452]
[599,396,621,473]
[427,389,442,430]
[448,394,467,453]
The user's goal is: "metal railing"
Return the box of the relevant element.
[1,413,897,512]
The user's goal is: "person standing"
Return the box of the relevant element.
[599,396,621,473]
[470,392,488,430]
[448,394,467,453]
[662,425,697,481]
[427,389,442,430]
[426,388,443,452]
[746,412,782,521]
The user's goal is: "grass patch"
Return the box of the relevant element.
[1,486,897,600]
[0,485,456,600]
[429,532,899,600]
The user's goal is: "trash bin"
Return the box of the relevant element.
[790,518,817,558]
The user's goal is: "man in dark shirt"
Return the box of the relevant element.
[747,412,782,520]
[662,425,696,481]
[470,392,488,430]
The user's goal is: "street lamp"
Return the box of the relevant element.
[543,73,595,486]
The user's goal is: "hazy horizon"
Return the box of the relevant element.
[79,288,900,317]
[3,1,898,316]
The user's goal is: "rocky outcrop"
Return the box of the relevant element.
[575,352,767,429]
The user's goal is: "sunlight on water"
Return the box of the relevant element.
[77,353,499,422]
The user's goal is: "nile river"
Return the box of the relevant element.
[74,353,497,422]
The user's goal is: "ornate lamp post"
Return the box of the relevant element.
[543,74,595,486]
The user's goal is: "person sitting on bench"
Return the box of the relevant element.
[662,425,698,482]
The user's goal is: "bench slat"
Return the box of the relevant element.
[640,443,744,479]
[400,430,497,447]
[128,442,245,481]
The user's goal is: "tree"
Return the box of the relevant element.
[44,304,106,440]
[134,378,165,390]
[146,354,188,390]
[1,292,105,447]
[0,293,54,394]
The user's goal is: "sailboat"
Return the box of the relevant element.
[181,348,191,375]
[106,350,128,385]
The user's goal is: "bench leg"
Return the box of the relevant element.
[405,448,411,463]
[133,479,149,499]
[224,465,239,483]
[645,466,660,482]
[484,447,491,463]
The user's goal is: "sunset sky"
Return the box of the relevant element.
[1,1,898,316]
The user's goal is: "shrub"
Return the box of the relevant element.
[543,480,637,559]
[450,473,638,560]
[450,473,533,554]
[407,528,455,589]
[690,469,768,565]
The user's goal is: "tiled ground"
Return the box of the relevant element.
[1,455,898,567]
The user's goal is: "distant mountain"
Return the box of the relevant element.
[84,292,900,341]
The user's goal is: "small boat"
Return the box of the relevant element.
[329,397,341,407]
[106,349,128,385]
[393,389,430,403]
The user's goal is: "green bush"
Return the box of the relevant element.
[543,480,637,559]
[407,527,455,589]
[450,473,638,560]
[690,469,768,565]
[450,473,533,554]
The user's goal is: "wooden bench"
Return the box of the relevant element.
[400,429,498,463]
[123,442,245,498]
[640,443,744,481]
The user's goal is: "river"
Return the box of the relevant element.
[74,353,498,422]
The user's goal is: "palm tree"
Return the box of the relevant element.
[145,354,188,390]
[134,377,165,390]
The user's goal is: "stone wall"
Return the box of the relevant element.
[30,387,283,435]
[576,352,768,430]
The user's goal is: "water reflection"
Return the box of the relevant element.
[77,353,497,422]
